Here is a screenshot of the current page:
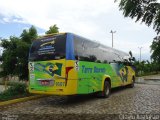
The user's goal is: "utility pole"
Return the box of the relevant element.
[110,30,116,48]
[138,47,142,62]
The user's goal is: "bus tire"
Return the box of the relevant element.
[102,81,111,98]
[129,77,135,88]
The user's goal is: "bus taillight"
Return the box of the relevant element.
[65,67,73,85]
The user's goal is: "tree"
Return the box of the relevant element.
[20,26,38,44]
[45,24,59,34]
[0,25,60,81]
[115,0,160,34]
[115,0,160,72]
[0,26,38,80]
[0,37,20,77]
[129,50,135,62]
[150,36,160,70]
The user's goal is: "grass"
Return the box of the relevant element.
[136,71,160,77]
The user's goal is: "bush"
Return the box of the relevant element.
[0,83,29,101]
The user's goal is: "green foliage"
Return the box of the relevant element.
[116,0,160,34]
[128,51,135,63]
[103,60,108,63]
[115,0,160,73]
[45,24,59,34]
[0,37,20,77]
[134,60,160,76]
[150,36,160,64]
[129,51,132,57]
[0,25,60,80]
[96,60,101,63]
[0,83,28,101]
[0,26,38,80]
[20,26,38,44]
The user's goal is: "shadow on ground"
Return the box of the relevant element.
[40,86,133,106]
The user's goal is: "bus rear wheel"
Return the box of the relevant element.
[102,81,111,98]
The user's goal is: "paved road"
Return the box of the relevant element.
[0,83,160,120]
[136,74,160,85]
[143,74,160,80]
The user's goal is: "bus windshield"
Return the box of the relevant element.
[29,34,66,61]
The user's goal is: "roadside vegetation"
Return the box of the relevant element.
[0,24,59,81]
[115,0,160,76]
[134,60,160,76]
[0,25,59,101]
[0,83,29,101]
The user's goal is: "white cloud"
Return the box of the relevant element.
[2,17,10,23]
[0,0,114,30]
[0,0,157,60]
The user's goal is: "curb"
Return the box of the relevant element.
[144,79,160,80]
[0,95,47,106]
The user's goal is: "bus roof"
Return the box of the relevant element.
[71,33,129,58]
[36,32,129,61]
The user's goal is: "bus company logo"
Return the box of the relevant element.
[81,65,106,73]
[38,40,55,54]
[40,37,56,42]
[40,40,55,49]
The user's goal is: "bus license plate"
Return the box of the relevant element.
[40,80,54,86]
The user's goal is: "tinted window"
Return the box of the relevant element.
[74,35,101,62]
[29,34,66,61]
[73,35,128,63]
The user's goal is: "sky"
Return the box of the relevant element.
[0,0,159,61]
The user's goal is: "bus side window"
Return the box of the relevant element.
[73,35,104,63]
